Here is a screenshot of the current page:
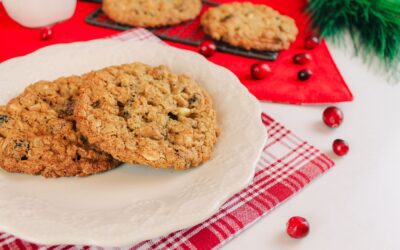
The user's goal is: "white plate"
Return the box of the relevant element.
[0,40,266,247]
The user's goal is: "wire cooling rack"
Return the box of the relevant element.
[82,0,102,3]
[85,0,279,61]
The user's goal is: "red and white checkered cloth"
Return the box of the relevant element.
[111,28,164,44]
[0,29,334,250]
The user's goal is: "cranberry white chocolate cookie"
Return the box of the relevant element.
[103,0,202,27]
[74,63,220,170]
[0,76,120,178]
[201,2,298,51]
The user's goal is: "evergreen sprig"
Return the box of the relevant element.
[307,0,400,70]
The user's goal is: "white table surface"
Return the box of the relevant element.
[224,39,400,250]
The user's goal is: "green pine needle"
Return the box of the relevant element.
[307,0,400,71]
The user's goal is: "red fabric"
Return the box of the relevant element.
[0,2,120,60]
[0,113,334,249]
[0,0,352,104]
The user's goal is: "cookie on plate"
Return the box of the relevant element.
[0,76,120,178]
[74,63,219,170]
[201,2,298,51]
[102,0,202,27]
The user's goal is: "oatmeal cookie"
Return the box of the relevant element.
[201,2,298,51]
[0,76,120,178]
[102,0,202,27]
[74,63,219,170]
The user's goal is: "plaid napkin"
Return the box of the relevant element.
[0,29,334,249]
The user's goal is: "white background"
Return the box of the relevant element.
[224,39,400,249]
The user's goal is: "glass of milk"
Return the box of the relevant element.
[2,0,77,28]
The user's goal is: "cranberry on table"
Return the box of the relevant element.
[297,69,312,81]
[198,40,217,57]
[40,27,53,41]
[323,106,343,128]
[292,53,312,65]
[304,36,320,50]
[332,139,349,156]
[287,216,310,239]
[251,61,271,80]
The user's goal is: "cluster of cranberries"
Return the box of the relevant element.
[286,108,348,239]
[323,106,349,156]
[198,36,320,81]
[294,35,319,81]
[248,35,319,81]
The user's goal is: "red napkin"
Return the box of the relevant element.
[0,0,352,104]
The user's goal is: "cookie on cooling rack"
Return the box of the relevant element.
[201,2,298,51]
[102,0,202,27]
[74,63,220,170]
[0,76,120,178]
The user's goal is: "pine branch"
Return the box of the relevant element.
[307,0,400,70]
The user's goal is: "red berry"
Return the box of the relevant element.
[251,62,271,80]
[332,139,349,156]
[323,106,343,128]
[292,53,312,65]
[287,216,309,239]
[199,41,216,57]
[40,27,53,41]
[297,69,312,81]
[304,36,320,50]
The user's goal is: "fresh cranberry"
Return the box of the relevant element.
[297,69,312,81]
[332,139,349,156]
[292,53,312,65]
[40,27,53,41]
[287,216,310,239]
[199,41,217,57]
[323,106,343,128]
[251,62,271,80]
[304,36,320,50]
